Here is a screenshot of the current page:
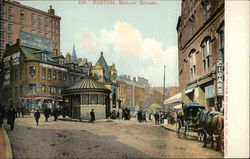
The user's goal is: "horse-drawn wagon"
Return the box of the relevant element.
[176,103,205,139]
[176,103,224,152]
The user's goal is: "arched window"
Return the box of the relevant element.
[201,37,211,72]
[189,49,196,78]
[202,0,211,21]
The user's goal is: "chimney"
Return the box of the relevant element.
[48,5,55,15]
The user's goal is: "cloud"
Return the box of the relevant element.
[77,21,178,87]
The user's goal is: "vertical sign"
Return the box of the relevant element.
[216,59,223,96]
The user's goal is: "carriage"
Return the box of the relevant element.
[176,103,205,139]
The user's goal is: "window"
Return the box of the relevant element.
[49,86,52,93]
[20,85,23,95]
[82,94,89,104]
[91,94,99,104]
[53,70,57,80]
[0,22,4,30]
[1,13,4,20]
[38,23,42,30]
[20,68,23,79]
[15,70,18,80]
[8,24,13,31]
[189,50,196,78]
[8,33,13,41]
[0,5,5,11]
[38,15,42,22]
[42,85,46,92]
[58,88,61,94]
[201,38,211,72]
[20,27,25,32]
[31,21,35,28]
[8,7,13,14]
[0,41,4,48]
[31,13,36,20]
[45,25,49,31]
[59,58,64,65]
[9,15,13,22]
[20,10,25,16]
[190,16,195,35]
[48,69,51,80]
[38,31,42,36]
[99,95,104,104]
[29,66,36,78]
[45,17,49,24]
[20,18,25,25]
[45,33,48,38]
[42,53,48,61]
[0,32,4,38]
[58,71,62,80]
[63,72,67,81]
[31,30,35,34]
[42,68,46,80]
[29,84,36,92]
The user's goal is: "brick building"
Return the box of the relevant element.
[177,0,224,110]
[117,75,149,110]
[0,0,61,59]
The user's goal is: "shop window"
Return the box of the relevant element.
[48,69,51,80]
[29,84,36,92]
[201,37,211,72]
[42,68,46,80]
[29,66,36,78]
[90,94,98,104]
[82,94,89,104]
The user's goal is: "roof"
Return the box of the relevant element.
[164,93,182,105]
[63,77,111,94]
[183,103,205,109]
[96,52,110,81]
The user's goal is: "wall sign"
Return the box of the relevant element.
[216,59,223,96]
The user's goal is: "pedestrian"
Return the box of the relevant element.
[21,107,25,117]
[117,111,120,119]
[34,110,40,126]
[142,111,147,122]
[90,109,95,123]
[154,112,159,125]
[137,110,142,123]
[52,108,59,121]
[7,106,16,130]
[44,107,50,122]
[149,113,152,121]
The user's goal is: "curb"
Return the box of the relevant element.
[2,127,13,159]
[58,118,114,123]
[161,125,197,139]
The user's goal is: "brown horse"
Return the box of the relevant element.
[196,109,224,151]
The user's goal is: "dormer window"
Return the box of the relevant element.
[59,58,64,65]
[42,53,48,61]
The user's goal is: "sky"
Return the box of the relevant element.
[18,0,181,87]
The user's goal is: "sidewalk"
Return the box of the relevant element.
[58,117,114,123]
[0,126,13,159]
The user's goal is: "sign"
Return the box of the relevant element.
[3,70,10,86]
[20,32,52,52]
[3,52,21,68]
[216,59,223,96]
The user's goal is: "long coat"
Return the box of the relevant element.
[7,109,16,124]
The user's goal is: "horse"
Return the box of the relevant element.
[195,109,224,151]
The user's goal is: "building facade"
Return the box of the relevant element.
[0,0,61,59]
[1,37,88,112]
[177,0,224,110]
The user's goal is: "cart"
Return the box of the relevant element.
[176,103,205,139]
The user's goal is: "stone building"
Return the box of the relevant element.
[1,36,88,112]
[90,52,119,116]
[0,0,61,59]
[177,0,224,110]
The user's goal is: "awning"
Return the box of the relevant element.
[185,88,194,94]
[173,104,182,110]
[164,93,182,105]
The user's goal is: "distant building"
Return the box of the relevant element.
[177,0,224,110]
[117,75,149,110]
[0,0,61,59]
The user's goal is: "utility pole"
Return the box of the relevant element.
[163,65,166,103]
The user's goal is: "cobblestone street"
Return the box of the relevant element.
[6,117,223,158]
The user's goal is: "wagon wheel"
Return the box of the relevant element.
[220,129,224,152]
[176,119,182,138]
[184,121,189,139]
